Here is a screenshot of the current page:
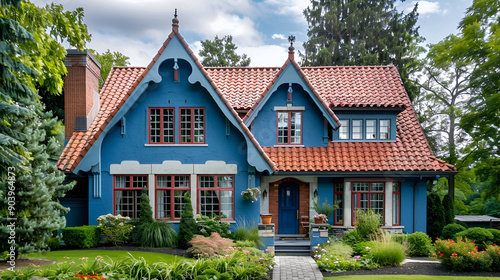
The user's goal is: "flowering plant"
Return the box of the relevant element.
[241,187,261,202]
[96,214,134,245]
[313,214,328,223]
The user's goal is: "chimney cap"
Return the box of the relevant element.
[65,49,101,69]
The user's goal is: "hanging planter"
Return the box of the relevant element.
[241,187,260,202]
[260,214,272,224]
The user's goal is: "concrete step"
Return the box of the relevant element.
[275,234,307,240]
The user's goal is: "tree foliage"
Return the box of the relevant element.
[427,193,445,240]
[178,193,197,249]
[0,0,89,254]
[302,0,423,99]
[198,35,250,67]
[91,49,130,88]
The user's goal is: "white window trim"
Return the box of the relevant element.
[274,104,305,111]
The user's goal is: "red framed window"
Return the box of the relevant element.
[156,175,190,220]
[351,182,384,224]
[392,182,401,226]
[277,111,302,145]
[334,182,344,225]
[180,108,205,144]
[198,175,234,219]
[114,175,148,219]
[149,108,174,144]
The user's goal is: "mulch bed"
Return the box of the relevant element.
[322,257,500,277]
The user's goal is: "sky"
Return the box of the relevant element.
[32,0,473,67]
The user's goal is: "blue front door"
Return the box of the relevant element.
[278,182,299,234]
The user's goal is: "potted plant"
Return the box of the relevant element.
[241,187,261,202]
[313,214,327,224]
[312,197,338,220]
[260,213,272,224]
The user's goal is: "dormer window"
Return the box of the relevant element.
[333,114,396,142]
[277,111,302,145]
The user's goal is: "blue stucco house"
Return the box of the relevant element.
[58,12,456,234]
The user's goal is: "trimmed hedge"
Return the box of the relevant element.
[62,225,102,248]
[441,223,466,240]
[455,227,494,250]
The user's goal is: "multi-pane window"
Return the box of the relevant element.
[352,182,384,224]
[277,111,302,145]
[380,120,391,139]
[334,183,344,225]
[114,175,147,219]
[339,120,350,140]
[366,120,376,139]
[352,120,363,140]
[392,182,400,225]
[180,108,205,144]
[149,108,174,143]
[198,175,234,219]
[156,175,190,220]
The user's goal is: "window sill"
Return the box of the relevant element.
[273,145,304,147]
[145,144,209,147]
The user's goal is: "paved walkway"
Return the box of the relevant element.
[273,256,323,280]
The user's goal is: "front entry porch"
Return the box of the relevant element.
[267,178,310,235]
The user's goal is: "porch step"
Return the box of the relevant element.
[275,238,311,256]
[275,234,307,241]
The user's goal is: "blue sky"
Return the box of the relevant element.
[33,0,473,67]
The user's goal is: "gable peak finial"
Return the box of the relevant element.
[288,35,295,60]
[172,9,179,30]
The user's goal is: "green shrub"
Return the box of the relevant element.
[488,228,500,244]
[434,238,492,272]
[407,232,432,256]
[368,239,406,267]
[455,227,494,250]
[233,223,263,248]
[427,193,445,240]
[96,214,134,245]
[352,241,373,256]
[140,221,177,248]
[342,228,363,247]
[196,214,231,238]
[47,236,61,250]
[354,209,381,239]
[485,244,500,271]
[234,240,257,248]
[178,193,197,249]
[313,240,363,272]
[61,226,101,248]
[441,223,466,240]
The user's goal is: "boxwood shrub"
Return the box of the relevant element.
[455,227,494,250]
[62,225,101,248]
[441,223,466,240]
[407,232,432,256]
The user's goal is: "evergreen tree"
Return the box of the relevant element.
[442,194,455,225]
[302,0,423,99]
[199,35,251,67]
[427,193,445,240]
[178,193,197,249]
[0,0,90,255]
[133,188,154,243]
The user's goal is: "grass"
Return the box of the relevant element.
[325,276,500,280]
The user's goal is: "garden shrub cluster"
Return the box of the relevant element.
[140,221,177,248]
[406,232,433,256]
[434,237,500,272]
[188,232,234,257]
[61,226,101,248]
[5,247,274,280]
[97,214,134,245]
[441,223,467,240]
[455,227,494,250]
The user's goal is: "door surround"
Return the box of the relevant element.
[268,178,310,234]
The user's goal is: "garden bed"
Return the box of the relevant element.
[322,257,500,278]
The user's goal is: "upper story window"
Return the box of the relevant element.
[149,108,174,144]
[277,111,302,145]
[333,114,396,142]
[180,108,205,144]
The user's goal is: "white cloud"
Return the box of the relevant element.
[272,33,286,40]
[239,45,289,67]
[415,1,441,14]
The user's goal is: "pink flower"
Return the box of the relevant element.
[259,258,264,260]
[354,255,361,259]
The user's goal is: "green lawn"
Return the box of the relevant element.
[325,276,499,280]
[1,249,187,275]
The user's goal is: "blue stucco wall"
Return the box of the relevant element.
[251,83,328,147]
[317,177,334,224]
[87,59,260,226]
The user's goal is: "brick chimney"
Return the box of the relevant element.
[64,50,101,140]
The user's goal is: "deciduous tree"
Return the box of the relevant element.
[199,35,250,67]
